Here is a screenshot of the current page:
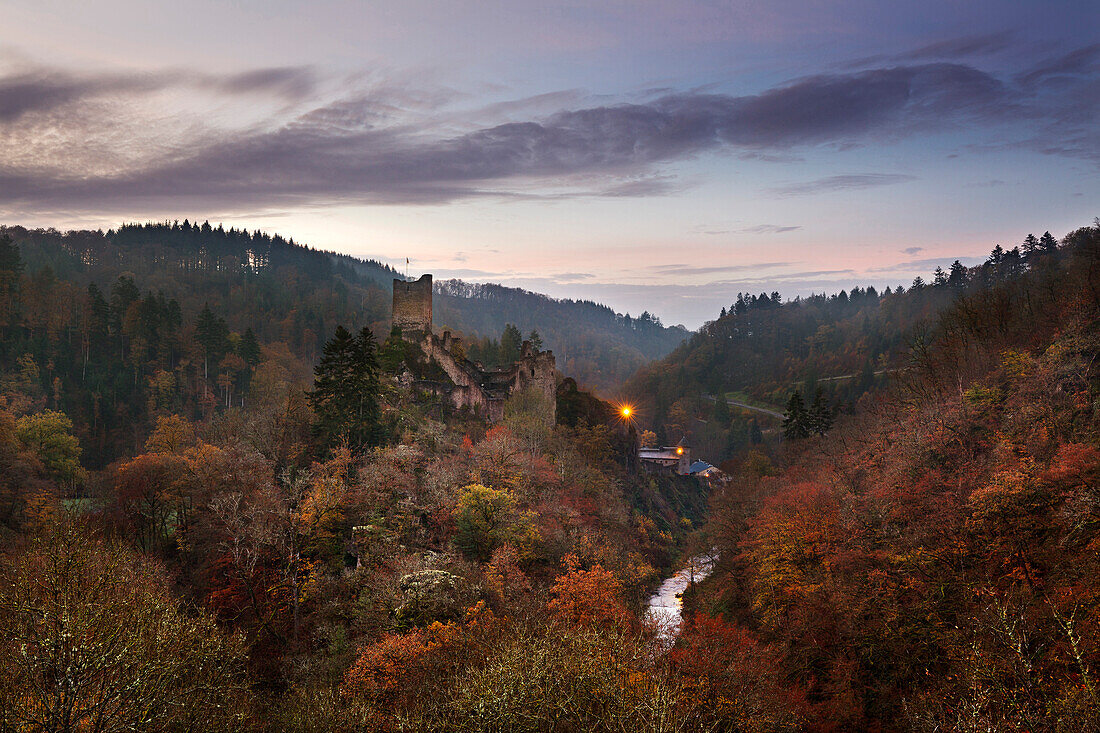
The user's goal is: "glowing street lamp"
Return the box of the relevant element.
[620,406,633,419]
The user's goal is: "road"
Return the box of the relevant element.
[702,394,784,420]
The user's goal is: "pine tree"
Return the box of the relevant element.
[239,328,262,367]
[0,233,23,330]
[527,329,543,351]
[948,260,968,288]
[1022,233,1040,256]
[807,389,833,436]
[307,325,383,454]
[195,304,229,379]
[713,394,731,425]
[500,323,523,363]
[782,391,810,440]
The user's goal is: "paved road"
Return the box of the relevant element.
[726,399,784,420]
[702,394,784,420]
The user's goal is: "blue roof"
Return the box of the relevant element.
[688,460,713,474]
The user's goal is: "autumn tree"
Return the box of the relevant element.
[452,483,536,562]
[547,554,630,628]
[15,410,84,485]
[0,520,250,732]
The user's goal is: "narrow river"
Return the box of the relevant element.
[645,555,714,643]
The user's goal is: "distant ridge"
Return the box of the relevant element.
[1,221,686,393]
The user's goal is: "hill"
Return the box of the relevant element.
[625,228,1069,464]
[2,221,685,394]
[0,221,684,463]
[682,221,1100,729]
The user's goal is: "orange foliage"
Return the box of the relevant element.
[343,602,497,709]
[343,622,456,706]
[547,554,630,628]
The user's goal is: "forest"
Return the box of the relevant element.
[625,231,1065,467]
[0,221,686,414]
[0,220,1098,731]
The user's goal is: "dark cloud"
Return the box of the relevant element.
[902,246,923,255]
[1017,44,1100,87]
[0,54,1095,211]
[709,269,856,286]
[0,64,315,122]
[844,31,1015,68]
[898,31,1016,62]
[769,174,917,198]
[206,67,316,100]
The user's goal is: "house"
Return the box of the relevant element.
[638,439,691,474]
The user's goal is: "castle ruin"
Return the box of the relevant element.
[392,276,556,424]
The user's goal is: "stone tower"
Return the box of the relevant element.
[392,274,433,333]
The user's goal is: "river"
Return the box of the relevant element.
[645,555,714,644]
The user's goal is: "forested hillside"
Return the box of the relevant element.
[681,222,1100,730]
[0,222,684,464]
[626,230,1065,465]
[1,220,1097,731]
[1,222,685,401]
[0,227,718,729]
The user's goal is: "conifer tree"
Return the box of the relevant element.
[713,394,731,425]
[0,233,23,331]
[307,325,383,454]
[750,417,763,445]
[1039,231,1058,253]
[500,323,523,363]
[239,328,262,367]
[782,391,810,440]
[195,304,229,379]
[527,329,543,351]
[807,389,833,436]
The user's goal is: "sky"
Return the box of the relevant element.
[0,0,1097,328]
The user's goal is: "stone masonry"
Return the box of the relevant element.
[392,274,433,332]
[392,276,556,423]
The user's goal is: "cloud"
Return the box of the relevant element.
[845,31,1016,68]
[552,272,595,282]
[1017,43,1100,87]
[902,246,923,255]
[769,173,917,198]
[0,52,1095,212]
[0,63,316,122]
[646,262,790,276]
[867,255,986,274]
[898,31,1016,61]
[741,224,801,234]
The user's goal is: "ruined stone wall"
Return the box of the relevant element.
[392,274,433,332]
[393,276,554,424]
[510,341,557,424]
[420,332,507,422]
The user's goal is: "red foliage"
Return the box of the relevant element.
[547,554,631,629]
